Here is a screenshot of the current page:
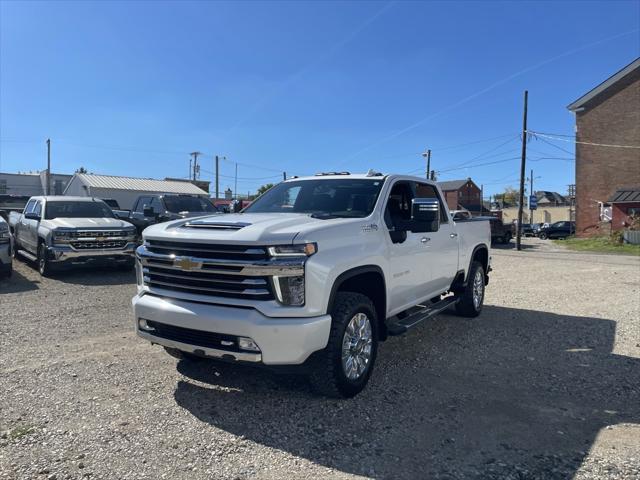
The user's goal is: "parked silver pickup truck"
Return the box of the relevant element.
[10,196,137,276]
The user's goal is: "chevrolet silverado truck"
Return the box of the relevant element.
[133,173,491,397]
[10,196,137,276]
[0,216,12,277]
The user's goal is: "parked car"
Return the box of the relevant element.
[531,222,545,235]
[520,223,535,237]
[9,196,137,276]
[538,221,575,240]
[126,194,221,234]
[133,173,492,397]
[101,198,131,220]
[482,217,514,244]
[0,216,12,277]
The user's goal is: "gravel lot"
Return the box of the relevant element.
[1,238,639,480]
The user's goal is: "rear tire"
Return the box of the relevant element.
[310,292,378,398]
[455,261,485,318]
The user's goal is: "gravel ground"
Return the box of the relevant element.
[1,237,639,480]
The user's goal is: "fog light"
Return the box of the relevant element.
[138,318,155,332]
[238,337,260,352]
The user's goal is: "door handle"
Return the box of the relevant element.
[421,237,430,243]
[450,233,458,238]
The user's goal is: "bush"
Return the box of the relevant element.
[610,230,624,245]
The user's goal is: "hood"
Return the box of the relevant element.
[142,212,358,245]
[42,217,135,230]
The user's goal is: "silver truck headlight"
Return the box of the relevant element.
[0,230,9,244]
[53,230,73,243]
[272,275,305,306]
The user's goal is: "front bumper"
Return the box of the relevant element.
[47,242,137,264]
[132,292,331,365]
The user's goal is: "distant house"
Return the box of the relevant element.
[0,171,72,196]
[64,173,209,210]
[437,178,490,215]
[535,191,569,206]
[567,57,640,236]
[608,186,640,231]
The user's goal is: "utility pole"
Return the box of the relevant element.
[189,152,202,181]
[516,90,528,251]
[46,139,51,195]
[480,184,484,216]
[422,149,431,179]
[189,158,192,180]
[215,155,220,200]
[283,171,287,181]
[234,163,238,200]
[529,169,534,225]
[430,170,435,181]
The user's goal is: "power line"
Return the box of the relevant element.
[437,156,521,174]
[527,130,640,149]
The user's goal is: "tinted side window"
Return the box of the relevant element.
[150,197,163,211]
[135,196,152,213]
[34,201,43,217]
[24,200,36,214]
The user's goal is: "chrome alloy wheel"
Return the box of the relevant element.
[472,268,484,310]
[341,312,373,381]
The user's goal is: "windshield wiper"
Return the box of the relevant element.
[310,212,341,219]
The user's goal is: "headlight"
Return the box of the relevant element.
[268,243,317,257]
[53,230,73,243]
[0,230,9,244]
[272,275,305,306]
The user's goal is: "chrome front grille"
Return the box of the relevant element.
[72,230,130,239]
[137,241,305,301]
[71,240,127,250]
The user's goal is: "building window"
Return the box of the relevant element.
[0,179,6,194]
[628,207,640,216]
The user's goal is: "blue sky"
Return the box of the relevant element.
[1,0,638,198]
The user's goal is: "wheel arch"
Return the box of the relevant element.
[327,265,388,341]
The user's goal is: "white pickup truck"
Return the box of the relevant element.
[133,173,491,397]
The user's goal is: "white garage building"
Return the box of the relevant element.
[63,173,208,210]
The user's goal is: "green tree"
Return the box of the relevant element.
[256,183,275,196]
[497,186,519,205]
[75,166,88,174]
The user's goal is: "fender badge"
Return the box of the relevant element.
[361,223,379,232]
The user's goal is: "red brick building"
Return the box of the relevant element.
[567,58,640,237]
[437,178,489,215]
[608,187,640,231]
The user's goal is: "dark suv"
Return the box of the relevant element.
[538,221,575,240]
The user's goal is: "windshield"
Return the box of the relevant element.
[163,196,217,213]
[45,201,115,219]
[243,178,384,217]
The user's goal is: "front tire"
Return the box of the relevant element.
[38,242,53,277]
[455,261,485,318]
[310,292,378,398]
[539,232,548,240]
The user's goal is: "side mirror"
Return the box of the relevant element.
[143,207,156,218]
[410,198,440,233]
[24,212,41,221]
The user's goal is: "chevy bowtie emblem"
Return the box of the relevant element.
[173,256,202,271]
[95,236,106,242]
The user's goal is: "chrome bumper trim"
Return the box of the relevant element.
[48,242,137,262]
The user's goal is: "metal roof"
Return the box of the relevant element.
[608,187,640,203]
[72,174,208,195]
[567,57,640,111]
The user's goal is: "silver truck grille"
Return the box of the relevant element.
[137,241,304,301]
[71,240,127,250]
[72,230,130,239]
